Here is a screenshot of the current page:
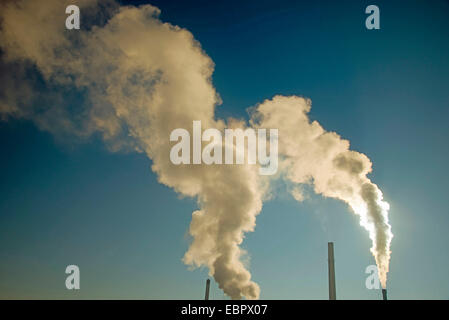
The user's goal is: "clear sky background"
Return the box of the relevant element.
[1,0,449,299]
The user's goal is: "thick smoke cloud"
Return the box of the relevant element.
[0,0,262,299]
[0,0,392,297]
[250,96,393,288]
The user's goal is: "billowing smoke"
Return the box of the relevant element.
[0,0,263,299]
[0,0,392,297]
[250,96,393,288]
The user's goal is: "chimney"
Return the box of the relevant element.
[328,242,336,300]
[382,288,388,300]
[205,279,210,300]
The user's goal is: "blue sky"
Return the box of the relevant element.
[1,0,449,299]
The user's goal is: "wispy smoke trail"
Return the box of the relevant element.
[250,96,393,288]
[0,0,392,297]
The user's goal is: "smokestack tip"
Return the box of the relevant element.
[382,288,388,301]
[205,278,211,300]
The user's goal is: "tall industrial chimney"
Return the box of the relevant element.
[382,288,388,300]
[328,242,336,300]
[205,279,210,300]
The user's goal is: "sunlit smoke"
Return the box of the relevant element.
[0,0,393,297]
[251,96,393,288]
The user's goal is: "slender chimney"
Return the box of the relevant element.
[205,279,211,300]
[382,288,388,301]
[328,242,336,300]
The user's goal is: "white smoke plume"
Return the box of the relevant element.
[0,0,392,296]
[250,96,393,288]
[0,0,263,299]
